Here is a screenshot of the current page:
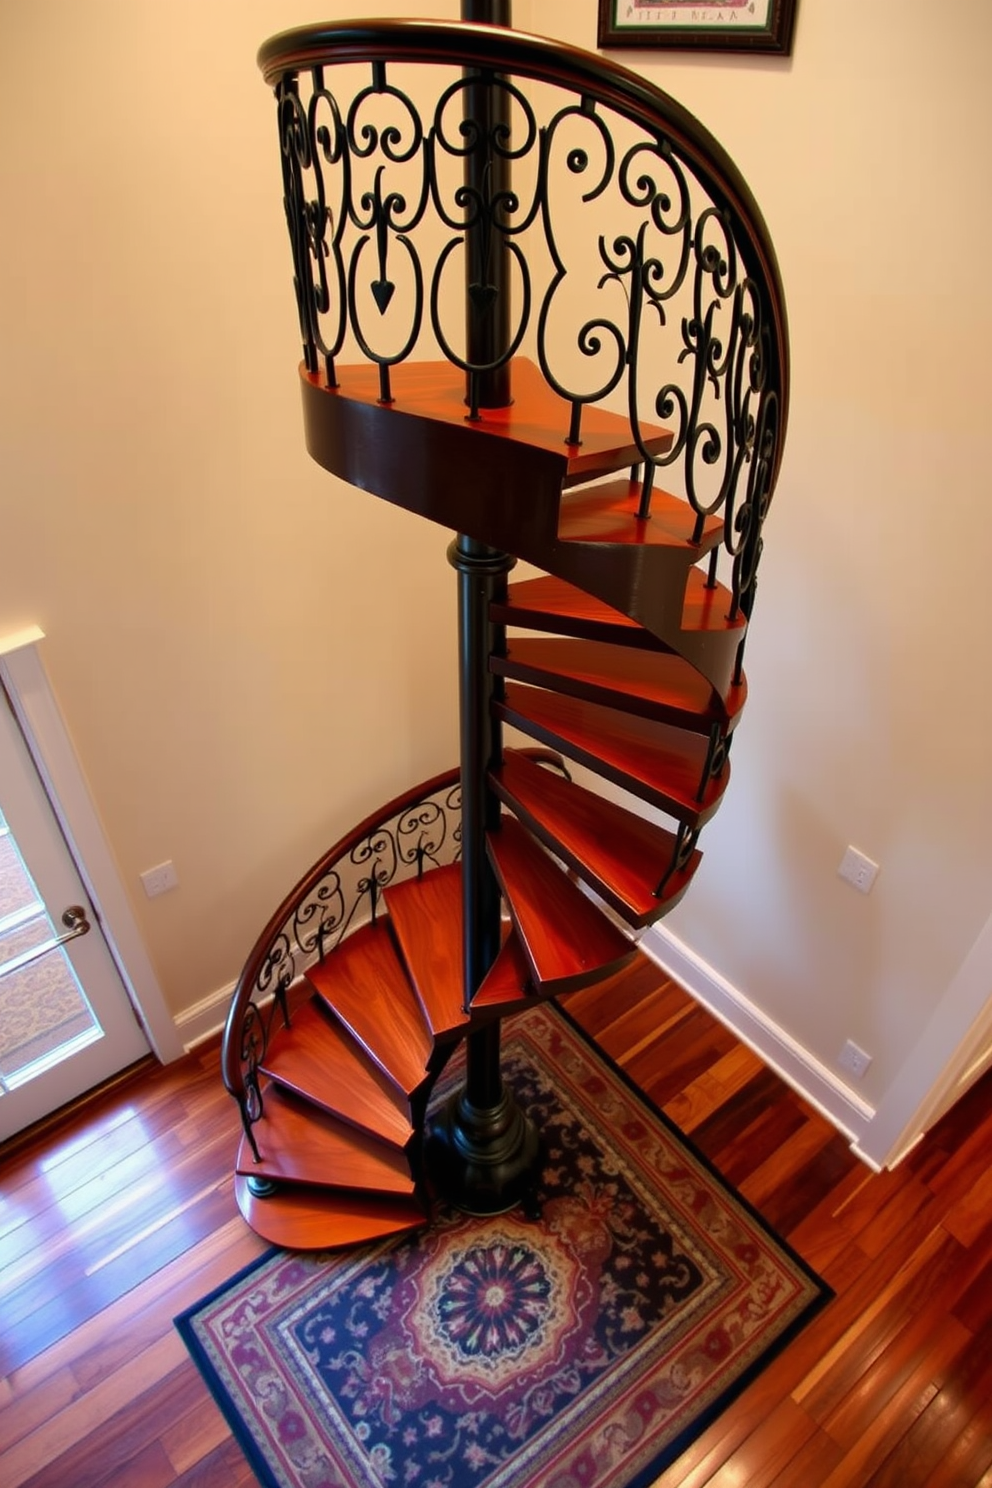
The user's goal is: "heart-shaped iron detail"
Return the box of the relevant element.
[371,279,395,314]
[468,281,498,313]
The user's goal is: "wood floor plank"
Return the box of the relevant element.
[3,1333,188,1487]
[160,1393,231,1476]
[861,1317,992,1488]
[707,1395,819,1488]
[3,963,992,1487]
[767,1427,845,1487]
[171,1431,259,1487]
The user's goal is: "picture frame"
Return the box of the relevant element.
[597,1,798,55]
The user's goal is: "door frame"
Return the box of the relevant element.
[0,628,181,1065]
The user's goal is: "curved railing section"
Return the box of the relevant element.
[221,748,567,1163]
[258,19,789,633]
[221,767,463,1162]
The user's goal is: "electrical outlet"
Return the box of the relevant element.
[838,1039,872,1080]
[838,846,879,895]
[140,860,178,898]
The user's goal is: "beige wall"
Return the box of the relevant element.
[2,2,990,1157]
[519,0,992,1156]
[0,0,463,1016]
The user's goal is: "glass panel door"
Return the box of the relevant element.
[0,699,149,1142]
[0,808,100,1088]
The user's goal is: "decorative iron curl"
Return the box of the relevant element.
[267,31,787,629]
[221,769,467,1154]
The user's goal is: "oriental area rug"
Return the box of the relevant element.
[176,1003,830,1488]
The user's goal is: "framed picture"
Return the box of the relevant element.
[598,1,798,55]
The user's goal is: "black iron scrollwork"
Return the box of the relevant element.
[221,770,465,1151]
[270,31,784,629]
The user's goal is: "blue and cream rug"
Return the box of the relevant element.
[177,1003,830,1488]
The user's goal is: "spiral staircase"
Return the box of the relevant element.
[221,14,788,1249]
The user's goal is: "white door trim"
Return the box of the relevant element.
[0,629,181,1063]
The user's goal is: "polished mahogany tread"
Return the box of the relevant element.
[486,815,635,994]
[682,566,747,638]
[317,357,672,483]
[235,1084,414,1194]
[260,996,413,1148]
[494,574,662,649]
[306,921,433,1096]
[493,635,745,732]
[470,929,535,1013]
[496,683,728,826]
[491,748,701,928]
[495,570,747,650]
[234,1173,425,1251]
[556,476,722,549]
[384,865,470,1040]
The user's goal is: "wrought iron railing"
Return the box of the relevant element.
[221,766,463,1162]
[258,19,789,632]
[221,749,567,1163]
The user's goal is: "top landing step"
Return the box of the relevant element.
[303,358,673,483]
[299,357,673,563]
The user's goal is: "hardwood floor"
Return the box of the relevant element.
[3,957,992,1486]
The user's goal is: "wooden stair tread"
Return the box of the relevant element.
[486,815,635,995]
[235,1085,415,1194]
[494,575,659,650]
[471,930,534,1012]
[683,567,747,637]
[557,478,722,550]
[234,1173,425,1251]
[384,864,470,1039]
[495,571,746,649]
[318,358,672,481]
[306,922,433,1096]
[493,636,745,732]
[496,683,728,825]
[492,749,701,927]
[260,997,413,1148]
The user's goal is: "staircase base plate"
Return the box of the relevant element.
[423,1084,543,1218]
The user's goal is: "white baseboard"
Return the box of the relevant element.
[175,980,237,1051]
[176,927,882,1165]
[639,923,879,1166]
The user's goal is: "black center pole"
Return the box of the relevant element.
[423,0,542,1216]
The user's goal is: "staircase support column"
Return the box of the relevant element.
[423,0,540,1217]
[423,535,541,1215]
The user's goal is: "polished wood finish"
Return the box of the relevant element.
[496,682,728,826]
[261,995,413,1147]
[307,356,672,485]
[301,358,670,569]
[471,930,534,1012]
[491,747,700,925]
[235,1176,425,1252]
[5,964,992,1485]
[234,1084,414,1192]
[494,635,746,731]
[495,567,747,700]
[557,477,721,548]
[306,921,433,1095]
[499,570,742,650]
[384,864,471,1039]
[486,815,635,993]
[494,573,664,649]
[682,566,747,637]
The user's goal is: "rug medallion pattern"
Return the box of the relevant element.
[178,1005,829,1488]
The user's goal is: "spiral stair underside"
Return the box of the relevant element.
[227,360,749,1249]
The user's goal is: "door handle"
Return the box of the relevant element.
[0,905,91,981]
